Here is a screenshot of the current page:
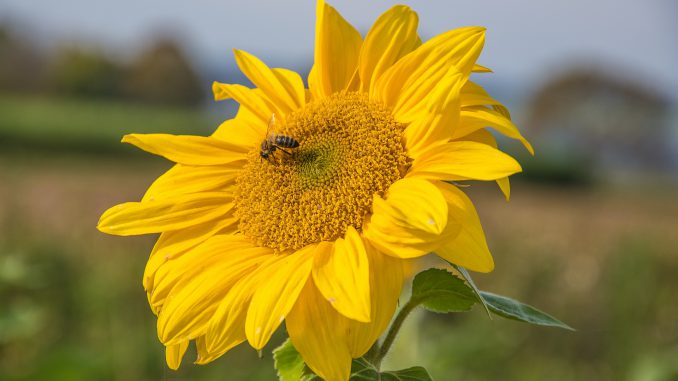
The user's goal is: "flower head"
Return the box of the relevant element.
[98,1,531,380]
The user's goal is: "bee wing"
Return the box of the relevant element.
[266,113,278,141]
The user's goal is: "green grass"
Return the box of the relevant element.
[0,94,214,155]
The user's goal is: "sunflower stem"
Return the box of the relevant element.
[371,297,421,370]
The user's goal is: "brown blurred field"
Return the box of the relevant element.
[2,146,677,381]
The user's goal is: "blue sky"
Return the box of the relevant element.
[2,0,677,102]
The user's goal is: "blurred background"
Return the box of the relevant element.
[0,0,676,380]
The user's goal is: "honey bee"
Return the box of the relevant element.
[260,114,299,163]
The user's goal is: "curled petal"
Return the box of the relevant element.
[434,182,494,272]
[346,243,404,357]
[165,341,189,370]
[312,227,371,322]
[287,280,352,381]
[363,178,449,258]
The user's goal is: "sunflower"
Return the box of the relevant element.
[97,1,531,380]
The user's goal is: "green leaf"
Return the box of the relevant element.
[348,358,379,380]
[381,367,434,381]
[411,268,476,313]
[480,291,575,331]
[273,343,433,381]
[273,339,306,381]
[451,264,491,317]
[350,358,433,381]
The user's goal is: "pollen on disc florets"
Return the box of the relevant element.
[235,92,408,252]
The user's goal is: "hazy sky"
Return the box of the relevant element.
[2,0,677,101]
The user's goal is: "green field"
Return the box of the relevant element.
[0,94,215,155]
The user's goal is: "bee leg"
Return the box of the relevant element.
[276,147,293,155]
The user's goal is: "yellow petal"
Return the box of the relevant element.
[407,141,522,182]
[233,49,305,111]
[458,128,496,146]
[165,341,189,370]
[157,238,272,345]
[204,254,284,355]
[212,82,279,124]
[493,104,512,120]
[472,64,493,73]
[97,192,233,236]
[287,280,352,381]
[309,0,362,98]
[211,87,273,148]
[457,106,534,154]
[375,26,485,118]
[194,335,243,365]
[460,80,502,108]
[346,244,404,357]
[312,227,370,322]
[359,5,419,94]
[149,234,252,310]
[142,164,238,202]
[144,216,238,298]
[245,244,318,349]
[497,177,511,201]
[211,117,262,151]
[362,178,449,258]
[434,181,494,272]
[403,69,465,159]
[458,128,511,200]
[122,134,247,166]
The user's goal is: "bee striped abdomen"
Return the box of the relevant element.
[275,135,300,148]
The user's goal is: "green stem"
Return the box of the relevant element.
[371,297,421,369]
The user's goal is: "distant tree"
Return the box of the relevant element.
[526,67,674,176]
[48,47,123,98]
[0,24,44,93]
[123,38,204,106]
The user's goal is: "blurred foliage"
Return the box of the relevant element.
[48,48,123,99]
[0,161,282,380]
[0,26,44,93]
[0,94,212,155]
[523,68,675,178]
[123,39,205,106]
[401,239,678,381]
[0,24,204,106]
[0,237,282,381]
[514,150,594,186]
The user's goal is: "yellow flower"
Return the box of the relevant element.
[97,1,531,380]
